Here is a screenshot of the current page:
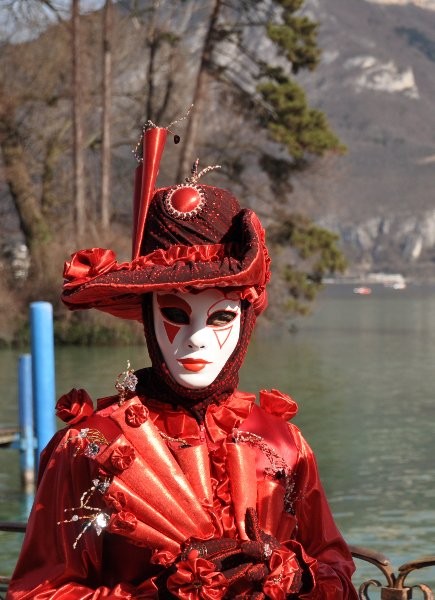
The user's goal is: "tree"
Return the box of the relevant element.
[172,0,346,315]
[0,0,70,275]
[177,0,344,181]
[122,1,185,126]
[0,0,105,283]
[72,0,86,242]
[101,0,113,231]
[267,213,347,316]
[258,74,345,161]
[0,88,52,272]
[176,0,221,181]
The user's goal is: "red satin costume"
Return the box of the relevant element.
[8,124,357,598]
[8,388,356,599]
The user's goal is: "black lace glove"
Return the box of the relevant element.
[175,507,300,599]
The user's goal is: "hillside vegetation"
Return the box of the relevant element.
[0,0,347,345]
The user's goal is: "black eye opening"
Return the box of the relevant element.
[160,307,190,325]
[206,310,238,327]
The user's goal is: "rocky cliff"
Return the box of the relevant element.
[293,0,435,278]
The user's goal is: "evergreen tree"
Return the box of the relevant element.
[185,0,347,315]
[268,213,347,316]
[178,0,345,174]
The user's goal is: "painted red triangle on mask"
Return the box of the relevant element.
[214,326,232,349]
[164,321,180,344]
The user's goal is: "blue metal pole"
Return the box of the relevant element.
[18,354,35,491]
[30,302,56,467]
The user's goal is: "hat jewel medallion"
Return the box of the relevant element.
[164,158,221,220]
[164,184,205,220]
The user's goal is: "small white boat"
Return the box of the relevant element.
[384,281,407,290]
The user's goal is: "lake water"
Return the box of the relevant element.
[1,283,435,593]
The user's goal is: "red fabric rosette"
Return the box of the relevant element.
[105,491,127,512]
[259,389,298,421]
[262,547,302,599]
[110,444,136,472]
[110,510,137,534]
[167,557,228,600]
[150,549,178,568]
[124,403,149,427]
[63,248,120,289]
[55,388,94,425]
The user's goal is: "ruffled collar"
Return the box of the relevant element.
[145,390,256,446]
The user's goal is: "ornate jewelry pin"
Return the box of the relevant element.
[57,477,111,549]
[64,428,110,458]
[115,360,138,404]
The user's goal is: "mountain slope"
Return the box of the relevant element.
[299,0,435,218]
[285,0,434,274]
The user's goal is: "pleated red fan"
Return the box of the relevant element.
[91,397,295,556]
[93,397,216,554]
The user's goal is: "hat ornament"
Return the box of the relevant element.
[163,159,221,221]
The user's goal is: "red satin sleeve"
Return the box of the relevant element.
[291,426,358,599]
[6,430,157,600]
[240,404,357,599]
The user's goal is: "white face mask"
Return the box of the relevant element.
[152,289,241,389]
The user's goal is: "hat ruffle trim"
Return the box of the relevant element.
[62,211,270,321]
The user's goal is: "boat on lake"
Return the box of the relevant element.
[353,286,372,295]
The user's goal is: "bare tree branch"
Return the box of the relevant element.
[101,0,113,230]
[72,0,86,241]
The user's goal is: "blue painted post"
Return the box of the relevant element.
[18,354,35,491]
[30,302,56,467]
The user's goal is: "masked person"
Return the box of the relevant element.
[7,124,357,599]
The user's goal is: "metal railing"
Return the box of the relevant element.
[0,522,433,599]
[350,544,435,600]
[0,522,26,600]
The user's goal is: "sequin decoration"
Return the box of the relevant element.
[57,477,111,549]
[159,430,191,449]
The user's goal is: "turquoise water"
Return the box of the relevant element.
[1,283,435,592]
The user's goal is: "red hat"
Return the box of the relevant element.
[61,124,271,322]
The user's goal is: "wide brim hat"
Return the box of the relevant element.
[62,125,271,322]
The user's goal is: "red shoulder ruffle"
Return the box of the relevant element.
[259,389,298,421]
